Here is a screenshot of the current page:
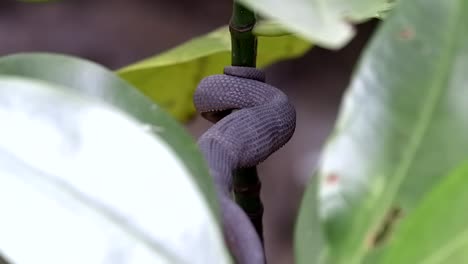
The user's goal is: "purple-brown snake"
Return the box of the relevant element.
[194,66,296,264]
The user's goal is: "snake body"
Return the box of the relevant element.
[194,66,296,264]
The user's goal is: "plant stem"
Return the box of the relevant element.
[230,1,257,67]
[229,1,264,242]
[233,167,264,242]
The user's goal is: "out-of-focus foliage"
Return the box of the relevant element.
[239,0,394,48]
[118,27,311,121]
[295,0,468,262]
[0,55,231,264]
[0,53,219,214]
[380,161,468,264]
[294,175,327,264]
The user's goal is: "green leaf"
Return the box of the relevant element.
[294,173,328,264]
[314,0,468,262]
[117,26,311,121]
[239,0,393,49]
[380,161,468,264]
[0,76,231,264]
[253,21,292,37]
[0,53,219,216]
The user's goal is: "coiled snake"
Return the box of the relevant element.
[194,66,296,264]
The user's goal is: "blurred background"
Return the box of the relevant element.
[0,0,378,263]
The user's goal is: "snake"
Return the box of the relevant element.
[194,66,296,264]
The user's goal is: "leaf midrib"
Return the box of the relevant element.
[350,3,463,263]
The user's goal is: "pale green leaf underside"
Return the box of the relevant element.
[0,77,230,264]
[118,26,311,121]
[312,0,468,263]
[239,0,393,49]
[0,53,219,216]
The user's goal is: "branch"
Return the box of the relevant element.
[229,1,264,242]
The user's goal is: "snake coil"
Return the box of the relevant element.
[194,66,296,264]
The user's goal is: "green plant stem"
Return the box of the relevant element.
[230,2,257,67]
[233,167,264,242]
[229,1,264,242]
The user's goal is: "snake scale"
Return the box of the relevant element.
[194,66,296,264]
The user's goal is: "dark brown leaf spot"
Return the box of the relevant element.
[367,206,404,248]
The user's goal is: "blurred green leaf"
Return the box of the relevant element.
[253,21,292,37]
[380,161,468,264]
[310,0,468,262]
[0,76,231,264]
[239,0,394,49]
[0,53,219,216]
[294,173,328,264]
[117,26,311,121]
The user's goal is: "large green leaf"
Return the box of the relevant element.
[117,27,311,121]
[380,161,468,264]
[311,0,468,262]
[0,76,231,264]
[0,53,219,216]
[239,0,394,49]
[294,174,327,264]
